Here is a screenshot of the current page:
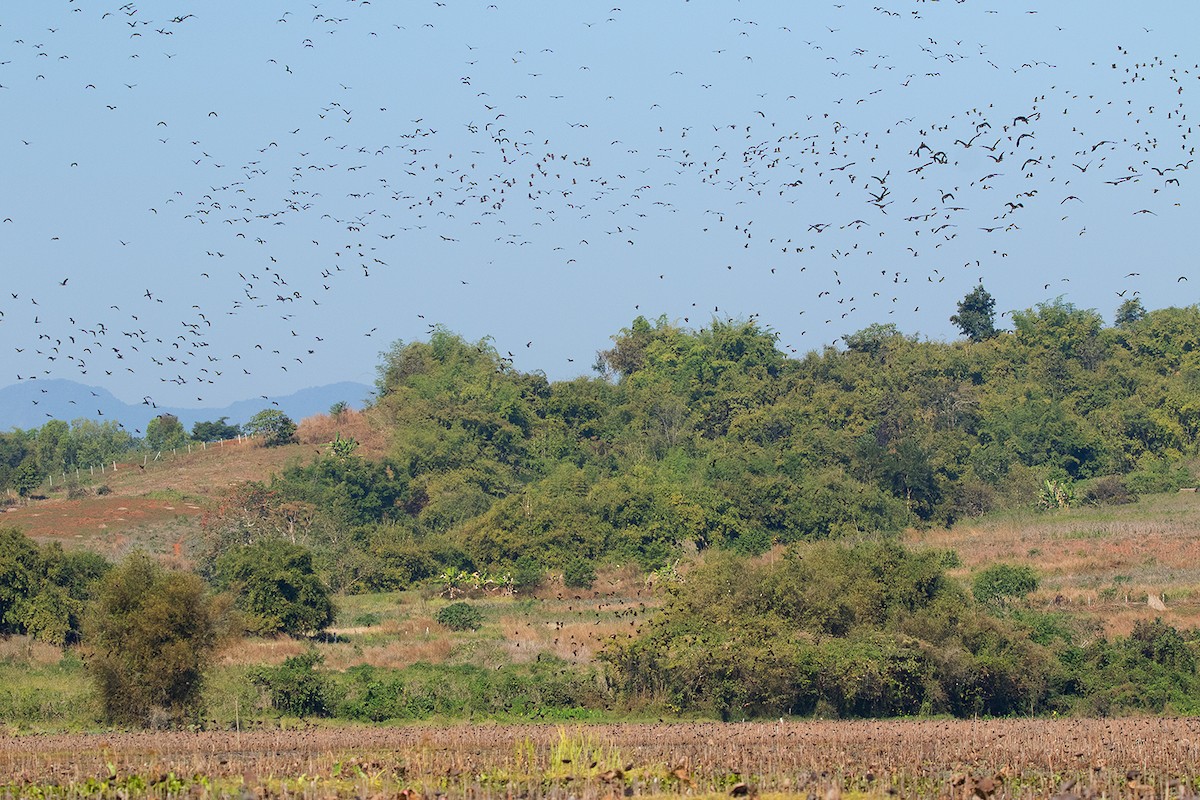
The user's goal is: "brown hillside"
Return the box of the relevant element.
[907,490,1200,635]
[1,429,333,557]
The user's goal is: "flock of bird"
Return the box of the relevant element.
[0,1,1195,421]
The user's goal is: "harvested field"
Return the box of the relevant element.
[2,719,1199,799]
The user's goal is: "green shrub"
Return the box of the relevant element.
[435,601,483,631]
[511,555,545,590]
[563,557,597,589]
[250,649,335,717]
[972,563,1039,605]
[212,540,335,637]
[1126,455,1191,495]
[84,553,219,727]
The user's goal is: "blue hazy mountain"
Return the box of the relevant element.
[0,379,374,434]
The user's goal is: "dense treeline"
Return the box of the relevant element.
[209,299,1199,591]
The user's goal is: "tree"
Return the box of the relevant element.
[84,553,220,727]
[1115,297,1147,328]
[951,285,998,342]
[328,401,350,418]
[191,417,241,442]
[145,414,189,452]
[11,458,43,499]
[213,540,335,637]
[244,408,298,447]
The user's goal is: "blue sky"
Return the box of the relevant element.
[1,1,1198,410]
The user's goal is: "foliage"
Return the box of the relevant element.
[212,308,1200,592]
[212,540,335,637]
[1115,297,1147,328]
[328,432,359,459]
[1037,479,1078,510]
[144,414,190,453]
[1082,475,1137,506]
[244,408,298,447]
[249,649,335,717]
[972,563,1039,606]
[602,541,1058,719]
[435,601,484,631]
[0,527,109,646]
[191,417,241,442]
[563,557,597,589]
[335,658,601,721]
[950,284,999,342]
[83,553,219,727]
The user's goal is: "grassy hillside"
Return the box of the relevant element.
[909,489,1200,635]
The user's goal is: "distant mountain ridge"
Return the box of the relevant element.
[0,379,374,433]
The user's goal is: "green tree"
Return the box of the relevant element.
[144,414,189,452]
[11,458,43,499]
[950,284,998,342]
[244,409,298,447]
[1115,297,1147,328]
[213,540,335,636]
[0,528,109,645]
[191,417,242,442]
[0,527,41,634]
[35,419,74,474]
[71,419,136,468]
[84,553,220,726]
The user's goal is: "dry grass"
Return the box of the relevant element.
[908,491,1200,634]
[0,635,65,667]
[296,408,389,458]
[4,719,1200,799]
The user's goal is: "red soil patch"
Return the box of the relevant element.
[2,495,204,544]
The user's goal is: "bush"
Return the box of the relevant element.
[212,540,335,637]
[250,649,335,716]
[1126,455,1192,495]
[244,409,298,447]
[435,601,483,631]
[84,553,219,727]
[563,557,596,589]
[1083,475,1137,506]
[511,555,545,591]
[972,563,1039,606]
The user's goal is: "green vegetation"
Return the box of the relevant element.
[144,414,189,453]
[244,408,298,447]
[84,553,221,727]
[602,542,1200,718]
[435,601,484,631]
[972,563,1039,606]
[191,416,242,442]
[0,526,109,645]
[6,300,1200,728]
[212,540,335,637]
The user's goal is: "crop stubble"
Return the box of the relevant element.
[2,719,1199,798]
